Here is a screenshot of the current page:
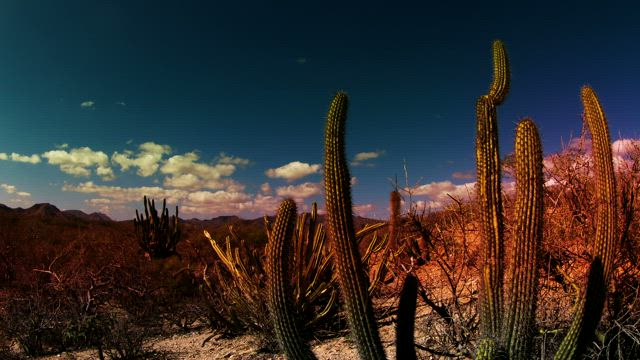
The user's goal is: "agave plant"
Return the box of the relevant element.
[202,202,390,337]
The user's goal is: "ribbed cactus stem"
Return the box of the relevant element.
[487,40,510,105]
[554,86,618,360]
[267,199,317,360]
[389,190,401,250]
[324,92,386,360]
[395,274,418,360]
[504,119,544,359]
[476,95,505,338]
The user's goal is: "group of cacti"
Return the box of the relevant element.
[263,40,619,359]
[134,195,181,259]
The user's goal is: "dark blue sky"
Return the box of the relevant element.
[0,1,638,219]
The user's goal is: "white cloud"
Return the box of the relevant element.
[42,147,115,180]
[276,182,322,199]
[0,152,41,164]
[112,142,171,177]
[260,182,272,194]
[265,161,321,181]
[217,152,250,166]
[1,183,31,199]
[160,152,239,190]
[352,150,385,166]
[351,177,358,185]
[1,184,16,194]
[80,100,95,109]
[353,203,375,217]
[452,171,474,180]
[409,180,475,207]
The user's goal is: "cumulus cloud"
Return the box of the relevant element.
[275,182,322,199]
[353,203,375,217]
[265,161,321,181]
[1,183,31,198]
[352,150,385,166]
[160,152,239,190]
[260,182,272,194]
[63,181,285,219]
[1,184,16,194]
[452,171,474,180]
[112,142,171,177]
[217,152,250,166]
[42,147,115,180]
[409,180,475,208]
[80,100,95,109]
[0,152,41,164]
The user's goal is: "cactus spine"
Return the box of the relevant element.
[476,40,510,342]
[324,92,387,359]
[267,199,317,360]
[554,86,618,360]
[504,119,544,359]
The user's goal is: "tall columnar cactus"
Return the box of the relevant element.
[475,42,617,360]
[266,199,317,360]
[389,189,401,250]
[134,196,181,259]
[503,119,544,359]
[324,92,387,359]
[553,86,618,360]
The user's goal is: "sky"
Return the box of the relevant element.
[0,1,638,220]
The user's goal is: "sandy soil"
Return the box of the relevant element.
[38,322,399,360]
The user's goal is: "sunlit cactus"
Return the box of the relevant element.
[324,92,387,359]
[267,199,317,360]
[476,94,505,339]
[487,40,510,105]
[134,196,181,259]
[504,118,544,359]
[554,86,618,360]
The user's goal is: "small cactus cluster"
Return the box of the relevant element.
[261,40,619,360]
[134,196,181,259]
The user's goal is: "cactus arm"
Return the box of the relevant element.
[267,199,317,360]
[324,92,386,359]
[476,95,505,338]
[503,119,544,359]
[554,86,618,360]
[488,40,510,105]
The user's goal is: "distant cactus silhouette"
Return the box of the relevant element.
[134,196,181,259]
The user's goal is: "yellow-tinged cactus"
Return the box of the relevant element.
[554,86,618,360]
[488,40,510,105]
[476,94,505,339]
[267,199,317,360]
[504,119,544,359]
[324,92,387,359]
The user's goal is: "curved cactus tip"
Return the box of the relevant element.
[488,39,510,105]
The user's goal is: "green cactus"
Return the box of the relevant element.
[503,119,544,359]
[395,274,418,360]
[487,40,510,105]
[324,92,387,359]
[133,196,181,259]
[267,199,318,360]
[475,41,617,360]
[553,86,618,360]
